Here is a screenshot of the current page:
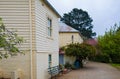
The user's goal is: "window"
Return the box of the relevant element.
[71,35,74,43]
[48,54,52,67]
[47,18,52,36]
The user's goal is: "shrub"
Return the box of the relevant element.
[64,62,72,69]
[65,43,96,68]
[59,64,64,70]
[109,53,120,63]
[94,53,111,63]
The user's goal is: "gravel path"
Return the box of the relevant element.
[57,62,120,79]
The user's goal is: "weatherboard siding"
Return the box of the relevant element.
[0,0,31,79]
[35,0,59,52]
[35,0,59,79]
[0,0,59,79]
[0,0,30,50]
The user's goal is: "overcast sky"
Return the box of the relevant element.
[48,0,120,36]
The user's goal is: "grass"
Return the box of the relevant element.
[110,63,120,70]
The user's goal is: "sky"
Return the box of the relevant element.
[48,0,120,36]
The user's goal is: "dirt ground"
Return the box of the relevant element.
[57,62,120,79]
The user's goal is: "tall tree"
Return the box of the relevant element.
[0,18,24,59]
[98,24,120,63]
[61,8,96,39]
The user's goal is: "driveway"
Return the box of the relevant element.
[57,62,120,79]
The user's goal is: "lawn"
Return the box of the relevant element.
[110,63,120,70]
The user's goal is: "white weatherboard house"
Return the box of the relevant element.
[0,0,60,79]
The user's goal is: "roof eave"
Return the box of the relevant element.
[59,31,79,33]
[43,0,61,18]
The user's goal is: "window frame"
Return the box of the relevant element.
[48,54,52,68]
[47,17,52,37]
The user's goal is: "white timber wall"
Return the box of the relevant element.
[0,0,31,79]
[35,0,59,79]
[35,0,59,52]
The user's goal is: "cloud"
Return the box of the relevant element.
[48,0,120,36]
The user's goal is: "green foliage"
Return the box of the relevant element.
[0,18,24,59]
[65,43,96,59]
[94,53,111,63]
[64,62,72,69]
[110,63,120,70]
[59,64,65,70]
[64,43,96,68]
[61,8,96,39]
[109,53,120,63]
[98,23,120,63]
[60,46,66,51]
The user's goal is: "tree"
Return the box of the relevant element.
[61,8,96,39]
[64,43,96,68]
[0,18,24,59]
[98,24,120,63]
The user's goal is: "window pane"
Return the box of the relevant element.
[49,54,51,61]
[48,18,51,27]
[48,27,51,36]
[47,18,52,36]
[48,54,52,67]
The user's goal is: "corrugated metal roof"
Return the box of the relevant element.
[59,22,79,32]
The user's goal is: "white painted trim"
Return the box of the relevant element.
[29,0,33,79]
